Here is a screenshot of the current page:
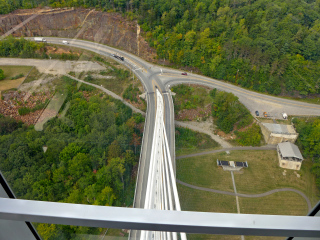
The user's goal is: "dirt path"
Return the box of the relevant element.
[0,58,105,75]
[175,120,232,148]
[177,179,312,211]
[176,145,277,159]
[66,74,145,115]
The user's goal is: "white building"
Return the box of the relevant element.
[277,142,303,170]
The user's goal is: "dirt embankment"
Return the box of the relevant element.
[0,8,156,62]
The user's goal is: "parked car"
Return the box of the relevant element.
[282,113,288,119]
[255,111,259,116]
[181,72,187,75]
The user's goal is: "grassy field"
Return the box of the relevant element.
[0,65,33,91]
[178,184,237,213]
[175,126,220,156]
[231,151,320,206]
[177,150,319,206]
[177,153,233,192]
[239,191,308,216]
[0,65,33,79]
[178,184,239,240]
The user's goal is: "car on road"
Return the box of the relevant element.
[181,72,187,75]
[62,40,69,44]
[255,111,259,116]
[282,113,288,119]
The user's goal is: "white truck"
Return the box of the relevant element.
[34,37,47,42]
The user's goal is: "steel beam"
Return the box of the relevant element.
[0,198,320,238]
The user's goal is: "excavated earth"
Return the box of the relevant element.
[0,8,156,62]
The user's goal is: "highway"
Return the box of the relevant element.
[37,38,320,239]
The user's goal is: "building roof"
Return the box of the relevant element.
[262,123,297,134]
[278,142,303,160]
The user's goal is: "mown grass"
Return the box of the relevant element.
[177,184,239,240]
[177,184,237,213]
[0,65,33,91]
[177,153,233,192]
[177,150,319,207]
[175,126,219,156]
[239,191,308,216]
[0,65,32,79]
[231,151,320,206]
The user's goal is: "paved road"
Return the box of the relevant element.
[160,73,320,118]
[176,145,277,159]
[21,38,319,238]
[177,180,312,211]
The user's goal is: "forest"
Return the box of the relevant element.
[2,0,320,97]
[0,77,144,238]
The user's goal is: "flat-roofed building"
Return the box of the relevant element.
[260,123,298,145]
[277,142,303,170]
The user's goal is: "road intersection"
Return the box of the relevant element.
[30,37,320,239]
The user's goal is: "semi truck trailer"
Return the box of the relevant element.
[34,37,47,42]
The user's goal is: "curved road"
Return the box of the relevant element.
[26,38,319,238]
[176,180,312,211]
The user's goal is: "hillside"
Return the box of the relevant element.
[1,1,320,98]
[0,8,156,62]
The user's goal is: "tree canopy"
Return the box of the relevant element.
[2,1,320,96]
[0,68,4,80]
[0,82,143,238]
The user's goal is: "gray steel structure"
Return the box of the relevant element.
[0,198,320,238]
[0,172,40,240]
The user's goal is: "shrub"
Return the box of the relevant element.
[18,107,31,115]
[11,73,24,80]
[0,69,4,80]
[235,124,262,146]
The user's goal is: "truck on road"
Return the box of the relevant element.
[34,37,47,42]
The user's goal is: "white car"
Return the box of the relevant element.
[62,40,69,44]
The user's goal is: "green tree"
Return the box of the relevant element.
[0,68,4,80]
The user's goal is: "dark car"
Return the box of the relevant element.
[181,72,187,75]
[255,111,259,116]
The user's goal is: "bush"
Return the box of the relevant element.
[235,124,262,146]
[212,91,253,133]
[79,84,95,92]
[11,73,24,80]
[18,107,31,115]
[0,69,4,80]
[123,84,140,102]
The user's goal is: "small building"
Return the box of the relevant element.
[277,142,303,170]
[260,123,298,145]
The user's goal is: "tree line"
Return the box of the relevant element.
[0,77,144,239]
[293,117,320,190]
[0,36,79,60]
[2,0,320,97]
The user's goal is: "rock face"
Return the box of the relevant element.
[0,8,156,62]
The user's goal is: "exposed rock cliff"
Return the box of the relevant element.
[0,8,156,62]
